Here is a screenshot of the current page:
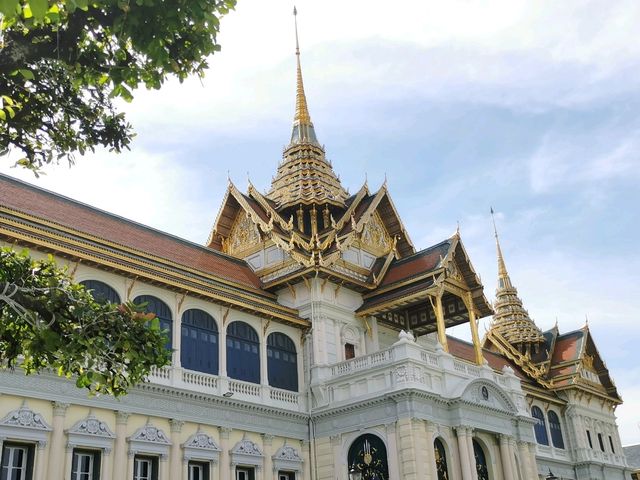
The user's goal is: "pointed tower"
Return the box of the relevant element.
[266,8,349,218]
[488,210,546,356]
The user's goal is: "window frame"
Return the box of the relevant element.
[133,455,158,480]
[71,448,101,480]
[531,406,549,446]
[1,442,34,480]
[547,410,565,449]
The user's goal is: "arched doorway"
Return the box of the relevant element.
[347,434,389,480]
[434,438,450,480]
[473,439,490,480]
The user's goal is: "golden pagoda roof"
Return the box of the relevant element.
[488,213,546,346]
[266,8,349,210]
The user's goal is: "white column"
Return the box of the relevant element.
[170,420,185,480]
[260,323,269,386]
[331,434,343,480]
[256,465,263,480]
[127,451,135,479]
[528,443,538,479]
[219,427,232,480]
[160,454,169,480]
[182,459,189,480]
[114,411,130,480]
[220,319,228,377]
[412,419,428,480]
[386,423,401,480]
[499,435,514,480]
[64,446,73,480]
[425,421,438,480]
[456,428,473,480]
[466,430,478,480]
[262,434,274,480]
[508,438,519,480]
[301,440,311,480]
[517,441,533,480]
[49,402,69,480]
[174,295,184,368]
[102,448,113,480]
[33,442,47,480]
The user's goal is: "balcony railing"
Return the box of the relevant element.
[146,366,304,411]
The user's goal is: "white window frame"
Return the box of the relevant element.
[133,456,156,480]
[1,444,30,480]
[71,450,97,480]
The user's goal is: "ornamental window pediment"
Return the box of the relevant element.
[230,437,263,468]
[66,414,115,452]
[182,429,221,463]
[127,422,171,458]
[0,403,51,446]
[272,444,303,472]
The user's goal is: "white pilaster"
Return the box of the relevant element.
[499,435,514,480]
[170,419,185,480]
[219,427,232,480]
[114,411,130,480]
[262,434,274,480]
[456,427,473,480]
[49,401,69,480]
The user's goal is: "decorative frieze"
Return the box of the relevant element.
[182,428,221,463]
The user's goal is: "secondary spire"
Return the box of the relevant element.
[290,7,318,145]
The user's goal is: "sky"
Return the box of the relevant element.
[2,0,640,443]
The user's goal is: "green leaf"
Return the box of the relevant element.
[0,110,6,121]
[5,106,15,119]
[29,0,48,20]
[0,0,19,17]
[19,69,34,80]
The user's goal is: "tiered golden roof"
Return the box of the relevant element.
[489,215,546,350]
[266,8,349,210]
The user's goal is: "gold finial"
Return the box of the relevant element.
[293,6,311,125]
[490,207,509,281]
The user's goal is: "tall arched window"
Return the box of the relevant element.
[472,440,489,480]
[267,332,298,392]
[181,309,218,375]
[227,321,260,384]
[434,438,449,480]
[347,434,389,480]
[531,406,549,445]
[548,411,564,449]
[134,295,172,349]
[80,280,121,304]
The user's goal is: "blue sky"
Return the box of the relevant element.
[2,1,639,443]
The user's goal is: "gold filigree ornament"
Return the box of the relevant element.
[228,211,261,256]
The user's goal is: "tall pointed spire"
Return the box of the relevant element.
[290,7,318,145]
[488,208,546,354]
[491,207,511,289]
[266,7,348,211]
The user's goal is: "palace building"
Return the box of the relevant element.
[0,12,631,480]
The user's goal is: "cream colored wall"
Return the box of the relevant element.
[0,395,306,480]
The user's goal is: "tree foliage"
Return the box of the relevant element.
[0,247,171,396]
[0,0,236,172]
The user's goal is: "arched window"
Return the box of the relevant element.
[267,332,298,391]
[531,406,549,445]
[181,309,218,375]
[227,321,259,384]
[133,295,172,349]
[472,440,489,480]
[347,434,389,480]
[548,410,564,449]
[80,280,121,304]
[434,438,449,480]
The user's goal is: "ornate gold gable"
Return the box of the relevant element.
[226,211,261,256]
[359,211,392,256]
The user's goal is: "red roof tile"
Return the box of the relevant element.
[380,241,450,287]
[0,174,263,290]
[447,336,528,380]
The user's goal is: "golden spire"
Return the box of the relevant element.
[491,207,511,288]
[488,207,546,351]
[290,7,318,145]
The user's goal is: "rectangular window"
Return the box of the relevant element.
[133,456,158,480]
[598,433,605,452]
[609,436,615,453]
[586,430,593,448]
[71,449,101,480]
[236,467,255,480]
[278,472,295,480]
[344,343,355,360]
[188,461,209,480]
[1,443,34,480]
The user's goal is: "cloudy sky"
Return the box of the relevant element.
[3,1,640,443]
